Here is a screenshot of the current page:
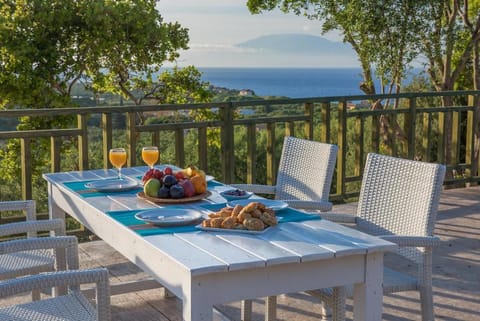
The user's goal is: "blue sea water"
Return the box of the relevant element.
[198,67,369,98]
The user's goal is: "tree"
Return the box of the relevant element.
[247,0,433,147]
[0,0,211,203]
[0,0,208,109]
[247,0,480,168]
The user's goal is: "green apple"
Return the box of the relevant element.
[144,178,161,197]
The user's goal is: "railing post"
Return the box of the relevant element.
[465,95,478,184]
[198,127,208,172]
[320,102,331,143]
[337,100,347,198]
[407,97,417,159]
[50,136,61,172]
[220,103,235,183]
[102,113,112,169]
[246,124,256,184]
[77,114,88,170]
[354,116,363,177]
[175,128,185,168]
[266,123,276,186]
[304,102,314,139]
[126,112,136,167]
[20,138,32,200]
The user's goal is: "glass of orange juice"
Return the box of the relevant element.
[109,148,127,180]
[142,146,159,169]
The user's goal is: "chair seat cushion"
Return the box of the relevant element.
[0,250,55,279]
[0,291,97,321]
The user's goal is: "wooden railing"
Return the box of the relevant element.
[1,90,479,213]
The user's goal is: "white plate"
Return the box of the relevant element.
[196,224,271,234]
[135,208,203,226]
[227,199,288,211]
[85,178,138,192]
[206,175,214,182]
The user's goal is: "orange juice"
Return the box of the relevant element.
[142,147,159,168]
[109,149,127,169]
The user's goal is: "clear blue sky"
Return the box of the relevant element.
[156,1,358,68]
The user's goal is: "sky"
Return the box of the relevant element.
[156,1,359,68]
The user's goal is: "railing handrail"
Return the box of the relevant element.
[1,89,479,211]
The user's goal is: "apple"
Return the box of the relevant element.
[144,178,161,197]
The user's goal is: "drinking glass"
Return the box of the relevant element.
[109,148,127,180]
[142,146,159,169]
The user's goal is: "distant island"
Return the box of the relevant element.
[236,33,354,57]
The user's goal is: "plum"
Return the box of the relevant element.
[170,184,185,199]
[162,174,177,187]
[158,186,170,198]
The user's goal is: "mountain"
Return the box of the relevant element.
[236,34,354,56]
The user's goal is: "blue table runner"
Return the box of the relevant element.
[107,204,321,237]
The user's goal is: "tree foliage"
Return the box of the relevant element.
[0,0,208,111]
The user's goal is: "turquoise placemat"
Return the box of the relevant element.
[106,203,320,237]
[106,208,200,236]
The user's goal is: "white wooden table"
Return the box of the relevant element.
[43,166,396,321]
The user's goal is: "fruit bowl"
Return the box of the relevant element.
[219,189,253,201]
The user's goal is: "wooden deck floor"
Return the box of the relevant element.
[2,186,480,320]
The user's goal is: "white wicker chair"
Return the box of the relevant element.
[311,153,446,321]
[0,235,111,321]
[0,200,65,300]
[234,137,338,321]
[232,136,338,212]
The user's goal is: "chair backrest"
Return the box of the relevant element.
[356,153,446,261]
[274,136,338,202]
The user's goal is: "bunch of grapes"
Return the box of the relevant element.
[142,168,165,183]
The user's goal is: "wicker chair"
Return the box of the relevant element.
[232,136,338,212]
[0,235,110,321]
[0,200,65,300]
[233,137,338,321]
[310,153,446,321]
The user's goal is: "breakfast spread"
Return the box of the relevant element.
[202,201,278,231]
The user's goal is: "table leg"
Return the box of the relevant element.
[352,252,384,321]
[183,292,214,321]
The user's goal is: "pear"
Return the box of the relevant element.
[144,178,161,197]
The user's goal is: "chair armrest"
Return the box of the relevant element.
[284,200,333,212]
[0,268,111,320]
[379,235,441,248]
[0,236,79,270]
[0,219,65,238]
[0,235,77,254]
[229,184,276,195]
[0,201,37,232]
[318,212,357,223]
[0,268,109,296]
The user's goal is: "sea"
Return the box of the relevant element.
[197,67,420,98]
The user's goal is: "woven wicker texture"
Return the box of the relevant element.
[0,234,110,321]
[0,201,66,286]
[314,153,446,321]
[0,268,110,321]
[237,137,338,321]
[232,136,338,212]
